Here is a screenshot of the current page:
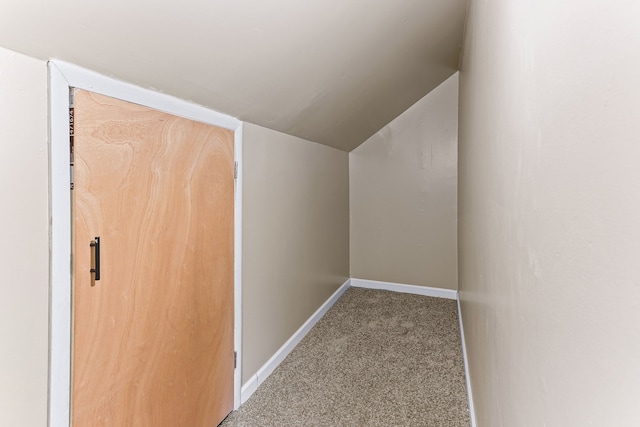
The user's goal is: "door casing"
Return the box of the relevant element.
[48,60,243,427]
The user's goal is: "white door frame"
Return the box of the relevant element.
[48,60,243,427]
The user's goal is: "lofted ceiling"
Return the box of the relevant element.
[0,0,467,151]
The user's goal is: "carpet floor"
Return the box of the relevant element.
[221,287,470,426]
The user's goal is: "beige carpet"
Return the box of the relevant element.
[221,287,470,426]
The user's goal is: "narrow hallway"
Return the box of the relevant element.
[222,288,469,426]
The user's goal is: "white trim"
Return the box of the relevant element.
[350,278,458,300]
[457,295,477,427]
[48,60,243,427]
[48,60,73,427]
[51,61,240,130]
[240,376,258,404]
[240,279,351,404]
[233,123,243,409]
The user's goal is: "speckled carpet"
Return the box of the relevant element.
[221,287,470,426]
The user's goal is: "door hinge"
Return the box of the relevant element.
[234,161,238,179]
[234,351,237,369]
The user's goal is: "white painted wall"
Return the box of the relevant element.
[350,74,458,289]
[458,0,640,425]
[242,123,349,384]
[0,47,49,426]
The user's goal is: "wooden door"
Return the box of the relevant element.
[71,89,235,427]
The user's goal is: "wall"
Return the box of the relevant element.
[0,47,49,426]
[242,123,349,383]
[458,1,640,425]
[350,73,458,289]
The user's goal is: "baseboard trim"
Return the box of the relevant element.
[240,375,258,404]
[457,295,477,427]
[240,278,351,404]
[350,278,458,300]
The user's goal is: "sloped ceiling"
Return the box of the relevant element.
[0,0,467,151]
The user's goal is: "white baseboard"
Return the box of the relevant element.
[350,278,458,300]
[240,278,351,404]
[240,376,258,404]
[457,295,477,427]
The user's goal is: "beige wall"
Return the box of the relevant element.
[458,0,640,425]
[242,123,349,383]
[350,73,458,289]
[0,47,49,426]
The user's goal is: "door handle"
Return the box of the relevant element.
[89,236,101,286]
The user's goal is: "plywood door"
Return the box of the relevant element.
[71,89,234,427]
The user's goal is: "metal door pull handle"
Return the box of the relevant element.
[89,236,101,286]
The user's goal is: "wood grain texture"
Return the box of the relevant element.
[72,89,234,427]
